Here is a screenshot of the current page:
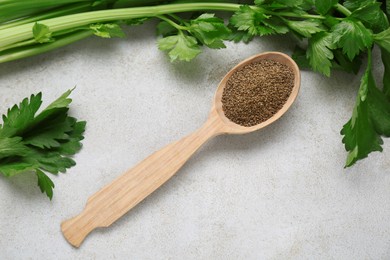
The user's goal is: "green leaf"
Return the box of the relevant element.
[262,17,289,34]
[125,17,149,26]
[307,32,335,76]
[255,25,275,36]
[314,0,337,14]
[292,46,311,69]
[0,89,86,199]
[323,15,340,28]
[286,20,323,38]
[44,89,73,111]
[0,137,29,159]
[55,121,86,155]
[229,5,270,36]
[67,120,86,141]
[387,0,390,17]
[331,19,373,60]
[27,151,76,174]
[32,23,54,43]
[189,13,231,49]
[349,2,389,32]
[301,0,315,10]
[90,23,125,38]
[36,169,55,200]
[343,0,375,10]
[0,93,42,138]
[156,21,177,37]
[341,50,390,166]
[158,34,201,62]
[33,88,73,126]
[380,48,390,99]
[92,0,105,7]
[0,162,38,177]
[23,115,75,149]
[227,27,254,43]
[332,50,362,74]
[374,28,390,53]
[341,92,381,167]
[368,81,390,136]
[254,0,265,5]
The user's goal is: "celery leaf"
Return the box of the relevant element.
[341,50,390,166]
[90,23,125,38]
[307,32,335,76]
[36,170,55,200]
[374,28,390,53]
[189,13,231,49]
[381,48,390,99]
[314,0,338,14]
[33,23,54,43]
[229,5,270,36]
[0,90,86,199]
[286,20,323,38]
[331,19,373,60]
[158,34,201,62]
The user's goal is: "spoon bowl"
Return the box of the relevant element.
[212,51,300,134]
[61,51,301,247]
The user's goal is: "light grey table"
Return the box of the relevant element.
[1,22,389,259]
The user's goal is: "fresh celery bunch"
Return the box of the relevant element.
[1,0,390,167]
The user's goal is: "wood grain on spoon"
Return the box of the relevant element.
[61,52,300,247]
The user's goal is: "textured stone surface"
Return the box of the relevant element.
[0,22,389,259]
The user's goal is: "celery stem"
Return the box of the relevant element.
[156,15,188,31]
[335,3,352,16]
[0,30,94,63]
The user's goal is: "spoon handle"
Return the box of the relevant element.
[61,114,224,247]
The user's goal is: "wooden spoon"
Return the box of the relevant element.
[61,51,300,247]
